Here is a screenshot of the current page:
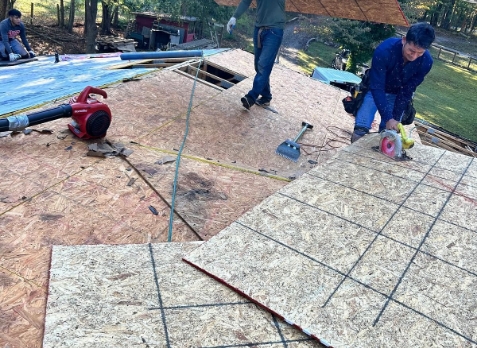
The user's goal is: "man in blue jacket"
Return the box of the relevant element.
[351,23,435,142]
[0,9,36,62]
[226,0,285,110]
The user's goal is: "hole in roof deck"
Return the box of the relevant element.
[114,57,192,69]
[177,60,245,90]
[114,58,246,90]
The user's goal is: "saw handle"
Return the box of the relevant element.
[75,86,108,103]
[397,123,415,149]
[293,122,314,142]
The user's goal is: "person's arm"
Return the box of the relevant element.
[19,23,32,52]
[369,44,394,124]
[233,0,253,19]
[0,21,13,54]
[393,55,433,120]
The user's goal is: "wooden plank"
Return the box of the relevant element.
[173,69,224,91]
[0,58,38,67]
[416,123,477,158]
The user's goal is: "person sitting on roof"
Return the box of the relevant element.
[350,22,435,143]
[0,9,36,62]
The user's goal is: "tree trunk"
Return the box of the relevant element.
[84,0,98,53]
[429,3,442,27]
[0,0,7,20]
[60,0,65,27]
[441,0,456,30]
[469,13,477,33]
[67,0,75,33]
[101,1,111,35]
[111,5,118,28]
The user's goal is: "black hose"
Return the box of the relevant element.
[0,104,73,132]
[26,104,73,126]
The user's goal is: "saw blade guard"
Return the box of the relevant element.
[380,130,403,158]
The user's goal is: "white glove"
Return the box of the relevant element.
[28,50,36,58]
[227,17,236,34]
[9,52,20,62]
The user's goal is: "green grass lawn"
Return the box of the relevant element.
[297,41,337,75]
[300,41,477,142]
[414,51,477,142]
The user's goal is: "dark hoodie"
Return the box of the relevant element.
[0,17,31,54]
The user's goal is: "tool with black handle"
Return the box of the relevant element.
[0,86,111,139]
[276,121,313,162]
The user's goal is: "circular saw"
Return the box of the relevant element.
[377,123,414,161]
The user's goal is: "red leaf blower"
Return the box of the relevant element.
[0,86,112,139]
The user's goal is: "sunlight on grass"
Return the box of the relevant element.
[415,58,477,141]
[17,0,88,21]
[297,41,336,75]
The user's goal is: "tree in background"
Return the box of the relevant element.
[84,0,98,52]
[101,0,114,34]
[0,0,7,19]
[149,0,232,35]
[410,0,477,34]
[67,0,75,33]
[324,19,395,73]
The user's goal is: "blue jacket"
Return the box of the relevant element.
[369,37,433,123]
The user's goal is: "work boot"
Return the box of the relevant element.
[256,97,271,107]
[351,127,368,143]
[241,95,255,110]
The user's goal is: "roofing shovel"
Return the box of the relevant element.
[276,121,313,162]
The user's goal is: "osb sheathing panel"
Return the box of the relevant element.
[214,0,408,26]
[184,133,477,347]
[125,145,286,239]
[103,69,221,143]
[43,243,320,347]
[1,48,353,347]
[141,50,354,179]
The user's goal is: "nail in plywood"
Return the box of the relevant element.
[184,133,477,347]
[43,243,321,347]
[214,0,408,26]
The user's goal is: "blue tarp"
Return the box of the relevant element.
[0,54,156,116]
[311,67,362,86]
[0,49,229,116]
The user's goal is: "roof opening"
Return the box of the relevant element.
[175,60,245,90]
[112,58,246,90]
[113,57,192,69]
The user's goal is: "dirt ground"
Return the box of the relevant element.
[26,22,87,55]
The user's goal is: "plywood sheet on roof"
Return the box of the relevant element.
[142,50,355,179]
[120,144,286,239]
[2,130,271,344]
[215,0,408,26]
[0,48,358,348]
[184,133,477,347]
[103,69,221,143]
[43,243,320,347]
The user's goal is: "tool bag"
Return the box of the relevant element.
[342,69,370,116]
[401,99,416,125]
